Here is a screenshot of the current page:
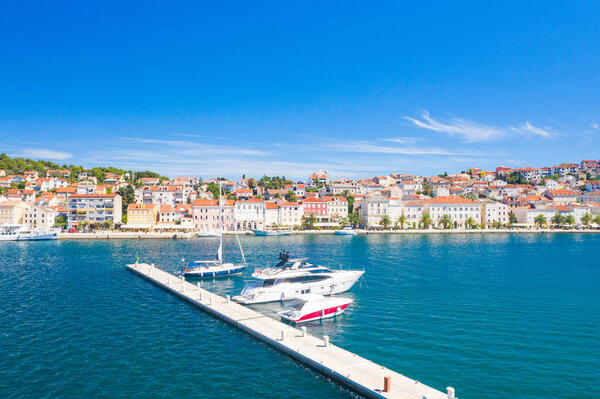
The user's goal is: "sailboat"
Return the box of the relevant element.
[182,182,247,278]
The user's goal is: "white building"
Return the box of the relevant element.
[481,201,509,227]
[323,196,348,221]
[278,201,303,227]
[358,192,389,228]
[0,200,29,225]
[139,186,186,206]
[402,200,425,228]
[235,197,265,230]
[67,194,122,227]
[425,196,481,229]
[513,206,555,226]
[23,206,58,230]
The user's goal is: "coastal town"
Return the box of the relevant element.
[1,154,600,234]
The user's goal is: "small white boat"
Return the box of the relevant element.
[252,230,290,236]
[335,227,357,236]
[278,294,353,323]
[197,231,221,237]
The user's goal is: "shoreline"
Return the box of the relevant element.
[57,228,600,239]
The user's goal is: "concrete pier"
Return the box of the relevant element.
[127,263,451,399]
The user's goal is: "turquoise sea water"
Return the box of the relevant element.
[1,234,599,399]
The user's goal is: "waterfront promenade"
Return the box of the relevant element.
[57,228,600,239]
[127,262,452,399]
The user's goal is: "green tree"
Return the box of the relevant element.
[419,213,432,229]
[565,215,575,227]
[534,214,547,228]
[54,216,67,229]
[102,220,113,230]
[339,216,350,228]
[285,191,296,202]
[348,211,363,228]
[466,216,477,229]
[206,182,220,199]
[593,216,600,226]
[581,213,591,226]
[508,213,517,226]
[117,185,135,216]
[380,215,391,229]
[302,212,317,230]
[552,214,565,227]
[439,214,453,229]
[395,214,406,230]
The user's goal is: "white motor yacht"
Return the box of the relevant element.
[233,254,364,304]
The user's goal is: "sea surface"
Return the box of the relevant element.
[0,234,598,399]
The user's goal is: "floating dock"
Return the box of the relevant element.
[127,263,454,399]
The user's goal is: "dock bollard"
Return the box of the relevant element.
[447,387,455,399]
[181,276,185,293]
[383,376,391,392]
[226,295,230,304]
[301,326,306,337]
[280,330,285,341]
[323,335,329,347]
[197,283,202,300]
[208,297,212,306]
[167,277,171,285]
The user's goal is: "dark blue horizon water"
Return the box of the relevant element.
[1,234,599,399]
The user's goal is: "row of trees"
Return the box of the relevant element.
[534,213,600,228]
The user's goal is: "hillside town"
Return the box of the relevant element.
[2,155,600,233]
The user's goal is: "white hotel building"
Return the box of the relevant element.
[425,196,481,228]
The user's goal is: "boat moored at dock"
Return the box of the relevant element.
[233,254,364,304]
[278,294,353,323]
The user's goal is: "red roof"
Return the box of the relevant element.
[265,202,278,209]
[70,194,117,198]
[426,195,477,204]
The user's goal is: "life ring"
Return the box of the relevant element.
[186,268,190,272]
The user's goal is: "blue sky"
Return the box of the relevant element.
[1,1,599,179]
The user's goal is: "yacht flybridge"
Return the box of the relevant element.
[233,253,364,304]
[182,182,247,278]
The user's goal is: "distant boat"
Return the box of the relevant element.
[197,231,221,237]
[252,230,290,236]
[0,224,60,241]
[335,227,357,236]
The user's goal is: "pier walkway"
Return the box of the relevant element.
[127,263,454,399]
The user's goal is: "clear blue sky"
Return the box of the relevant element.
[1,1,598,179]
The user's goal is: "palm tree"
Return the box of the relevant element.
[348,211,363,228]
[419,213,432,229]
[565,215,575,228]
[339,216,350,228]
[552,214,565,228]
[593,215,600,226]
[302,212,317,230]
[581,213,591,227]
[396,214,406,230]
[466,216,476,230]
[534,214,547,228]
[439,214,453,229]
[380,215,391,230]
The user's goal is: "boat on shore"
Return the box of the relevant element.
[252,230,290,236]
[0,224,60,241]
[278,294,353,323]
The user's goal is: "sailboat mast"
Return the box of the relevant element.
[219,180,224,262]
